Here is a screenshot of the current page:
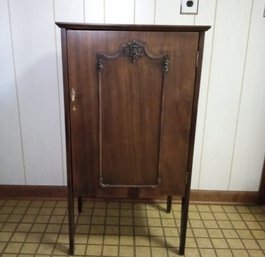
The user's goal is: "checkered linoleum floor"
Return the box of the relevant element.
[0,199,264,257]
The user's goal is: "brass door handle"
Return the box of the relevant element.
[70,88,76,102]
[70,88,77,111]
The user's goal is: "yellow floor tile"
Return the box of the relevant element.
[119,236,134,246]
[247,249,265,257]
[226,238,245,249]
[20,243,39,254]
[199,248,217,257]
[0,232,12,242]
[135,246,151,257]
[135,235,150,246]
[103,245,118,256]
[222,229,239,238]
[86,244,102,256]
[0,242,6,252]
[119,245,134,257]
[216,249,233,257]
[4,242,23,253]
[104,235,119,245]
[196,237,213,248]
[232,249,250,257]
[36,243,54,254]
[151,247,167,257]
[242,239,260,249]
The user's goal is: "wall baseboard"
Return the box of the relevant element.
[190,190,259,203]
[0,185,67,198]
[0,185,259,203]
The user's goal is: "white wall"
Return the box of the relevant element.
[0,0,264,191]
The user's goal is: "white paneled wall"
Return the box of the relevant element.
[84,0,104,23]
[0,0,25,184]
[191,0,217,189]
[0,0,264,191]
[105,0,134,23]
[155,0,194,25]
[229,0,265,191]
[8,0,64,185]
[199,0,253,190]
[135,0,155,24]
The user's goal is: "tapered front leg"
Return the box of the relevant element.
[68,190,75,255]
[179,196,189,255]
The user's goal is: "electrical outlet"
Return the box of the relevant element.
[180,0,199,15]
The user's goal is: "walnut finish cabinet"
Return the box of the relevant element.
[57,23,210,255]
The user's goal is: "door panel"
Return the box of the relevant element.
[98,40,167,187]
[67,30,199,197]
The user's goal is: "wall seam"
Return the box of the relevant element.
[227,0,254,190]
[52,0,66,185]
[103,0,106,23]
[7,0,27,185]
[133,0,136,24]
[83,0,86,23]
[154,0,157,24]
[198,0,218,189]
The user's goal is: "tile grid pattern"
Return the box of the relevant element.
[0,199,264,257]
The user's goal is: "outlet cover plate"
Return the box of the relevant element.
[180,0,199,15]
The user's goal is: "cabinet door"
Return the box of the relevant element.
[67,30,199,198]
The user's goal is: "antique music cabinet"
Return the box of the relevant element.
[57,23,210,255]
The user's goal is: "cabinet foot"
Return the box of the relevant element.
[178,247,184,256]
[68,246,74,256]
[166,195,172,213]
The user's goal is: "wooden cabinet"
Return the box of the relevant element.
[57,23,210,255]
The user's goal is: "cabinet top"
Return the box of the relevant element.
[56,22,210,32]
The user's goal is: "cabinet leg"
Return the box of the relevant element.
[78,196,82,213]
[166,195,172,213]
[179,196,189,255]
[68,190,75,255]
[68,244,74,256]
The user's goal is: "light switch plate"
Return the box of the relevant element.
[180,0,199,15]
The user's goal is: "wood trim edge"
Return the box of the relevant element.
[56,22,211,32]
[259,158,265,203]
[0,185,259,203]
